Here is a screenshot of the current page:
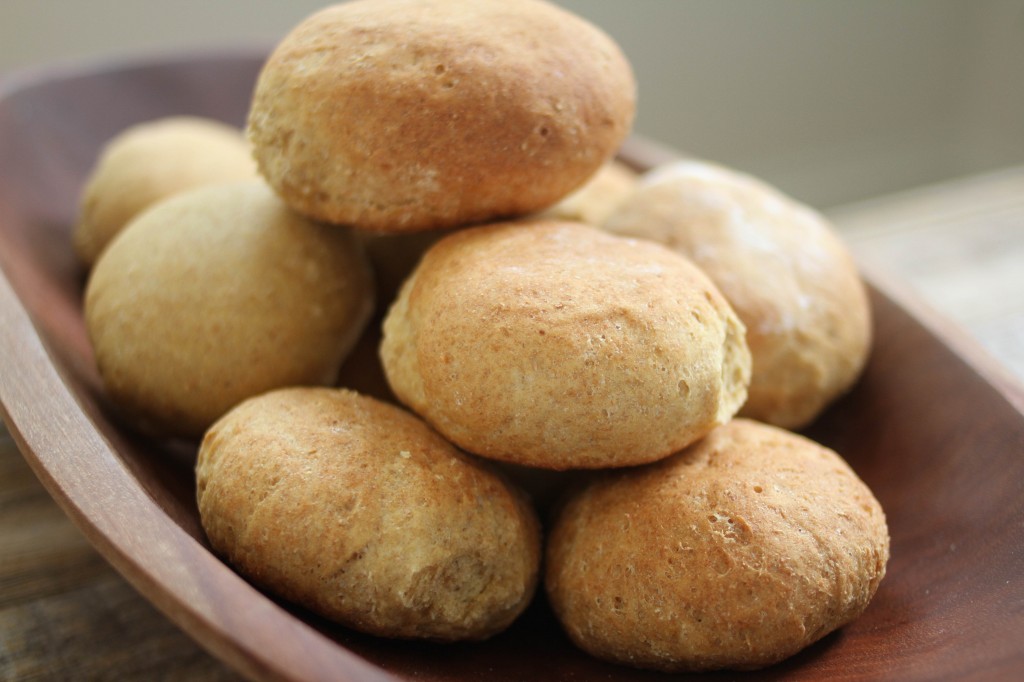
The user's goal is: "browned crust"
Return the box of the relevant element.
[546,419,890,672]
[196,387,542,641]
[247,0,636,232]
[380,219,751,469]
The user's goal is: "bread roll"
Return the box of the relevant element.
[542,160,638,226]
[196,387,541,641]
[84,180,373,438]
[604,160,872,429]
[546,418,889,672]
[74,116,256,267]
[380,219,751,469]
[247,0,636,232]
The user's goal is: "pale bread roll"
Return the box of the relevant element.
[248,0,636,232]
[74,116,257,267]
[604,160,872,429]
[542,160,638,226]
[546,418,889,672]
[197,387,541,641]
[380,219,751,469]
[85,180,373,438]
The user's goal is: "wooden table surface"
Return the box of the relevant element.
[2,165,1023,681]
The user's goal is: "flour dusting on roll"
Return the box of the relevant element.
[604,160,872,429]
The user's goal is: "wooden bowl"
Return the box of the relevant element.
[1,50,1022,682]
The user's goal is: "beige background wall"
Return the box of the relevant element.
[2,0,1022,209]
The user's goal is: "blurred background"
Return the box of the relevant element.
[2,0,1022,210]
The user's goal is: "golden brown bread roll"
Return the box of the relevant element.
[73,116,257,267]
[84,180,373,438]
[603,160,872,429]
[247,0,636,232]
[545,418,889,672]
[380,219,751,469]
[196,387,541,641]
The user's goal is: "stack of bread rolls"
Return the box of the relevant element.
[76,0,888,672]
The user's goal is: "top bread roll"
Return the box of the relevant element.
[247,0,636,233]
[604,161,872,429]
[380,219,751,470]
[74,116,257,267]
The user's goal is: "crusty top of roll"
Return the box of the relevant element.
[247,0,636,232]
[197,387,541,641]
[546,418,890,672]
[380,219,751,469]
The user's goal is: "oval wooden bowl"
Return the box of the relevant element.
[1,51,1022,682]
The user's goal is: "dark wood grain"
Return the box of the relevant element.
[0,431,242,681]
[1,50,1023,682]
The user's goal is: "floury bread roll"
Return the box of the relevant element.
[546,419,889,672]
[73,116,257,267]
[380,220,751,469]
[603,161,872,429]
[196,387,541,641]
[85,180,374,438]
[247,0,636,232]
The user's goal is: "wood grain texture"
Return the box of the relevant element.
[1,51,1023,681]
[0,433,240,680]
